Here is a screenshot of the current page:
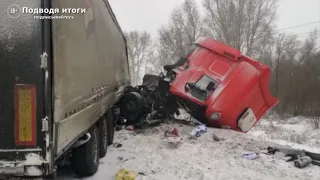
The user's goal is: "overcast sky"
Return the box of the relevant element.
[109,0,320,39]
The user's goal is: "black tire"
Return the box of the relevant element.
[71,125,100,177]
[120,92,144,125]
[98,116,108,158]
[106,110,115,145]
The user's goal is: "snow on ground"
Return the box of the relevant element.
[249,115,320,152]
[57,121,320,180]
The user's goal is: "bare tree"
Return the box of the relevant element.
[266,31,320,116]
[203,0,278,56]
[155,0,204,70]
[271,34,300,96]
[125,31,153,85]
[296,30,319,66]
[150,0,320,121]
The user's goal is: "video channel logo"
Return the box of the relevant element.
[7,4,21,18]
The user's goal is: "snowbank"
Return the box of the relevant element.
[58,122,320,180]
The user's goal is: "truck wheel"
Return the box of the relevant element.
[71,125,99,177]
[99,116,108,158]
[106,110,115,145]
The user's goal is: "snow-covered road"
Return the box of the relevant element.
[57,122,320,180]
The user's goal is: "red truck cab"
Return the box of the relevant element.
[169,38,278,132]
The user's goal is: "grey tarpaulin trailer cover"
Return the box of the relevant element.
[0,0,130,178]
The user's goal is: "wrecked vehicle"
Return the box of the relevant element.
[119,38,278,133]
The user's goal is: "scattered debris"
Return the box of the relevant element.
[126,125,135,131]
[138,172,146,176]
[117,156,130,163]
[114,143,123,148]
[116,168,136,180]
[267,145,320,168]
[190,124,207,138]
[212,133,223,141]
[312,160,320,166]
[241,152,260,160]
[164,128,179,137]
[163,128,182,147]
[294,156,313,168]
[267,146,306,157]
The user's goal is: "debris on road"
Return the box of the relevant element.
[164,127,179,137]
[241,152,260,160]
[267,146,306,157]
[114,143,123,148]
[117,156,129,163]
[138,172,146,176]
[163,128,182,147]
[212,133,223,141]
[126,125,135,131]
[267,144,320,168]
[56,123,320,180]
[190,124,207,138]
[312,160,320,166]
[294,156,313,168]
[116,168,136,180]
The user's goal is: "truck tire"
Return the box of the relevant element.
[71,125,100,177]
[99,116,108,158]
[106,110,115,145]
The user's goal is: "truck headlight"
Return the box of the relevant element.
[210,113,221,120]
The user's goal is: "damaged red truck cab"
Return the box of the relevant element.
[169,38,278,132]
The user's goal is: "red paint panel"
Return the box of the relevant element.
[209,60,231,77]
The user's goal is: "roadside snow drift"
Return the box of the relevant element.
[57,122,320,180]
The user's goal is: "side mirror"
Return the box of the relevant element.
[206,82,216,91]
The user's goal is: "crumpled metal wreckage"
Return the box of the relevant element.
[116,38,278,133]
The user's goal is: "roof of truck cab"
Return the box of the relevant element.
[196,38,241,62]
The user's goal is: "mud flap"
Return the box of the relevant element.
[237,108,257,132]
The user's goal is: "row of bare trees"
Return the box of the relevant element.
[266,32,320,117]
[124,0,320,117]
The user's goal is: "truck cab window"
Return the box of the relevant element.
[195,75,217,91]
[188,75,217,101]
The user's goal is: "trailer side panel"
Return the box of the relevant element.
[51,0,130,156]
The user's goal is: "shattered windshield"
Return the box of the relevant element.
[195,75,216,90]
[188,75,217,101]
